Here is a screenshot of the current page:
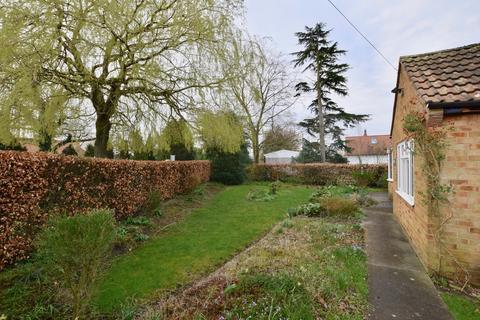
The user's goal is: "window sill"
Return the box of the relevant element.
[396,190,414,207]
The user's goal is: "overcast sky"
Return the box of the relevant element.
[244,0,480,137]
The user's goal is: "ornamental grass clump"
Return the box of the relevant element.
[293,187,360,218]
[321,196,360,217]
[36,209,116,318]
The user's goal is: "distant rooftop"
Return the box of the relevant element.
[345,130,391,156]
[400,43,480,105]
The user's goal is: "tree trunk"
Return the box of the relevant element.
[316,76,326,162]
[252,138,260,164]
[94,112,112,158]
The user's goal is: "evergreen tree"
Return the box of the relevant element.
[206,144,250,185]
[159,119,195,161]
[292,23,368,162]
[296,138,347,164]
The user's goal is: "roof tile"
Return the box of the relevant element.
[401,43,480,104]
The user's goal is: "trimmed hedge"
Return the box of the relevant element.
[0,151,210,269]
[247,163,387,186]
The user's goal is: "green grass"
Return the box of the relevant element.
[93,184,312,313]
[441,292,480,320]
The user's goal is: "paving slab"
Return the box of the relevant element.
[363,192,453,320]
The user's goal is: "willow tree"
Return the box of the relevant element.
[217,36,295,163]
[293,23,368,162]
[0,8,69,151]
[1,0,242,157]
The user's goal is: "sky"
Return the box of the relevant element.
[244,0,480,137]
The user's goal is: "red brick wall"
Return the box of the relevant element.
[389,66,433,268]
[438,114,480,284]
[390,66,480,285]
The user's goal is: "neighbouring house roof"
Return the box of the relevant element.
[400,43,480,106]
[345,131,391,156]
[264,149,300,158]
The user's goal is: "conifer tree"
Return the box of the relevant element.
[292,23,368,162]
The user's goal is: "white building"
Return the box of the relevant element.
[264,149,300,164]
[345,130,391,165]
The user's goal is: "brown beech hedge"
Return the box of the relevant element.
[0,151,210,269]
[247,163,387,185]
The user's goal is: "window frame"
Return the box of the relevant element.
[396,140,414,206]
[387,148,393,181]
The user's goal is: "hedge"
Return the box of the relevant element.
[0,151,210,269]
[247,163,387,186]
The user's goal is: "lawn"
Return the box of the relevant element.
[140,209,368,319]
[441,292,480,320]
[94,183,312,313]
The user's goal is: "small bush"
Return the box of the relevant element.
[352,170,376,187]
[246,188,276,202]
[84,144,95,157]
[270,181,280,195]
[61,144,78,156]
[295,202,327,217]
[125,216,152,226]
[309,187,333,202]
[134,232,150,242]
[143,190,163,216]
[351,188,377,207]
[321,196,359,217]
[287,207,298,219]
[153,207,163,217]
[36,209,116,318]
[375,171,388,188]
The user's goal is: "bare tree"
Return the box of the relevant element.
[219,36,296,163]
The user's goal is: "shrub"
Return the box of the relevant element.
[321,196,359,217]
[309,187,334,202]
[295,202,327,217]
[350,187,377,207]
[246,188,276,202]
[247,163,387,186]
[375,171,388,188]
[351,170,376,187]
[270,181,280,195]
[84,144,95,157]
[125,216,152,226]
[206,145,250,185]
[36,209,116,318]
[61,144,78,156]
[143,190,163,216]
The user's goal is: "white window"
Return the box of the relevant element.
[396,140,414,205]
[387,148,393,181]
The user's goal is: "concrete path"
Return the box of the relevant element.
[363,192,453,320]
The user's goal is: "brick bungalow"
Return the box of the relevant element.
[388,43,480,285]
